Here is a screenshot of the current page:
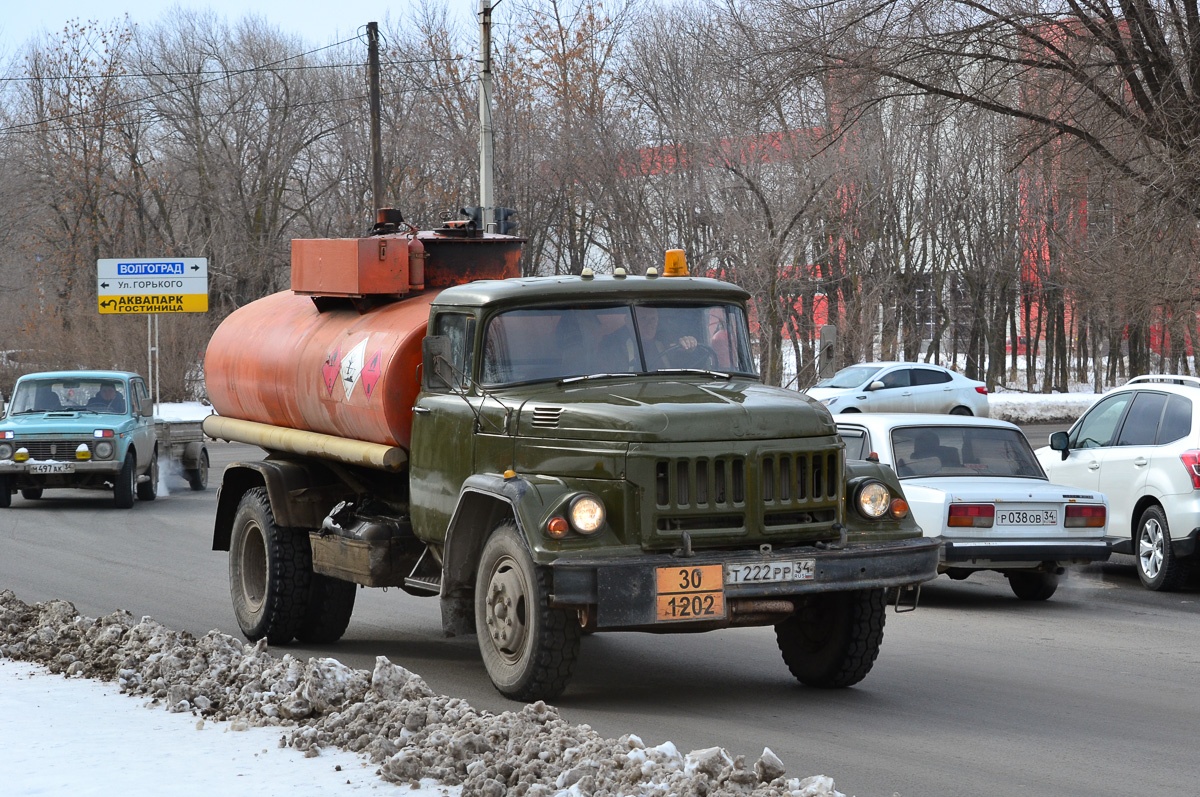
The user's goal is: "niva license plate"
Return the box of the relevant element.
[30,463,74,474]
[725,559,816,585]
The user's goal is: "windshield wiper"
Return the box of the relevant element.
[655,368,731,379]
[559,372,637,384]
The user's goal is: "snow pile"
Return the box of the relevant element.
[0,590,844,797]
[987,391,1097,424]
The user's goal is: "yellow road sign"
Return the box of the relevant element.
[98,294,209,314]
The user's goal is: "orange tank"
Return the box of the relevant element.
[205,228,522,450]
[205,289,436,449]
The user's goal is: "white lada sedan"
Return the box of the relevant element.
[835,414,1110,600]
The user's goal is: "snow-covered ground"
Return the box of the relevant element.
[0,391,1098,797]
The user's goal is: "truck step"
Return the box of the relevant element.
[404,547,442,594]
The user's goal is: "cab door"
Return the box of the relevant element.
[128,378,157,473]
[409,312,479,544]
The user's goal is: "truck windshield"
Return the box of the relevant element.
[481,303,756,386]
[9,379,129,415]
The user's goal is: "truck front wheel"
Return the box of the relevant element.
[229,487,311,645]
[775,588,886,688]
[475,523,581,701]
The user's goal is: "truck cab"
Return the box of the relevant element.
[0,370,158,507]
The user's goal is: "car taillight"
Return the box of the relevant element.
[948,504,995,527]
[975,386,988,395]
[1065,504,1106,528]
[1180,450,1200,489]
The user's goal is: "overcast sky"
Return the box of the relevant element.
[1,1,478,54]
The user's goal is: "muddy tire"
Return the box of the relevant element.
[187,449,209,491]
[475,523,581,701]
[1008,570,1058,601]
[296,574,357,644]
[136,448,158,501]
[21,488,43,500]
[229,487,311,645]
[113,456,136,509]
[775,588,886,688]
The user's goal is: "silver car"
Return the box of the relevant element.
[806,361,990,416]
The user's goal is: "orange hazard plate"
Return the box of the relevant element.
[655,564,726,621]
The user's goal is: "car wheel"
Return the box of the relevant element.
[21,488,43,500]
[775,589,886,688]
[1136,506,1186,591]
[136,448,158,501]
[475,522,581,701]
[949,406,973,416]
[0,477,10,508]
[113,456,136,509]
[229,487,312,644]
[1007,571,1058,601]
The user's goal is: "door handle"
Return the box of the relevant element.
[1087,462,1100,470]
[412,405,431,415]
[1134,457,1149,466]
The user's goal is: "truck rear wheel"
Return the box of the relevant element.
[136,449,158,501]
[187,450,209,491]
[775,588,886,688]
[475,523,581,701]
[229,487,311,645]
[296,574,356,644]
[113,456,136,509]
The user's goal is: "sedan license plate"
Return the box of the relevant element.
[30,463,74,474]
[997,509,1058,526]
[655,564,726,621]
[725,559,816,585]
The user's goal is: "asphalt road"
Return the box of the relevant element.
[3,438,1198,797]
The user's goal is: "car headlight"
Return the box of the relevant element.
[0,442,11,459]
[94,440,115,459]
[855,481,892,519]
[569,494,605,534]
[820,397,837,407]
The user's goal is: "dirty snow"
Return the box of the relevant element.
[0,592,842,797]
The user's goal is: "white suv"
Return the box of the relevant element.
[1036,375,1200,590]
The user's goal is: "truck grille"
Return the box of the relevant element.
[651,449,842,542]
[14,440,91,460]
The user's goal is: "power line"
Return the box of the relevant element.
[0,55,469,83]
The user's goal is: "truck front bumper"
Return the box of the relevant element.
[550,537,940,629]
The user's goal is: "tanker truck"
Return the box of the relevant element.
[203,212,939,701]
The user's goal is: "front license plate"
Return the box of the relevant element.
[725,559,816,585]
[30,463,74,474]
[655,564,726,621]
[997,509,1058,526]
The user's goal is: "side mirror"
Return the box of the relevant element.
[422,335,455,391]
[867,380,886,391]
[1049,431,1070,460]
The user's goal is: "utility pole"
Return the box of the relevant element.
[367,21,383,216]
[478,0,495,232]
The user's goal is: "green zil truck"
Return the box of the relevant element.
[203,229,938,702]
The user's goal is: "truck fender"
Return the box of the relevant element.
[439,474,535,637]
[211,459,339,551]
[844,458,922,535]
[181,441,206,470]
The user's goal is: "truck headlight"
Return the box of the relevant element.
[94,441,115,459]
[0,443,11,460]
[855,481,892,519]
[569,494,605,534]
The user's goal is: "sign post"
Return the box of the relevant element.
[97,258,210,411]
